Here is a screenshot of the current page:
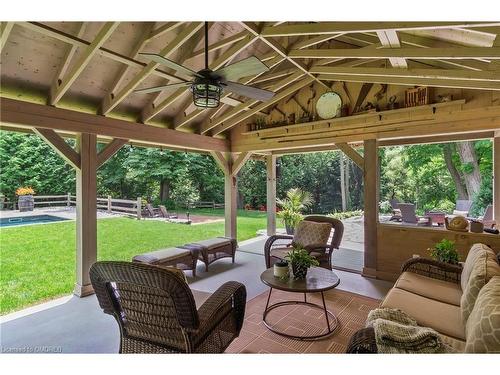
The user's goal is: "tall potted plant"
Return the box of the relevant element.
[276,188,313,234]
[16,187,35,212]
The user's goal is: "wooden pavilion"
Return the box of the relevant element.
[1,21,500,296]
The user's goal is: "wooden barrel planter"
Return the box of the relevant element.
[18,195,34,212]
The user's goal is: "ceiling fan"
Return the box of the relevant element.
[135,22,275,108]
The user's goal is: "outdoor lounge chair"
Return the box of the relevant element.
[264,215,344,270]
[453,199,473,217]
[159,205,178,219]
[90,261,246,353]
[479,204,496,229]
[143,203,161,218]
[398,203,432,226]
[389,198,402,222]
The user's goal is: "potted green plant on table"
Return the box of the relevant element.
[276,188,313,234]
[16,187,35,212]
[428,239,460,264]
[285,243,319,279]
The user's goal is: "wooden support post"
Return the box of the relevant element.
[340,153,347,211]
[137,197,142,220]
[107,195,112,213]
[225,166,238,239]
[67,192,71,207]
[494,132,500,222]
[266,155,277,236]
[362,139,379,278]
[74,133,97,297]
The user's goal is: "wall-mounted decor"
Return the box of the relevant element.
[404,87,429,108]
[316,91,342,119]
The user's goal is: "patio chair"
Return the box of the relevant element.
[264,215,344,270]
[159,205,178,219]
[389,198,402,222]
[453,199,472,216]
[479,204,496,229]
[398,203,432,226]
[143,203,161,218]
[90,261,246,353]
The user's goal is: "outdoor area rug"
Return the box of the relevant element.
[225,288,380,353]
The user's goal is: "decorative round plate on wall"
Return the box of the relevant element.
[316,91,342,119]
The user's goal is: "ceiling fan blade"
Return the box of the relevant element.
[134,81,191,94]
[214,56,270,82]
[138,53,203,78]
[223,81,274,101]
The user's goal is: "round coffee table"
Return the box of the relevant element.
[260,266,340,340]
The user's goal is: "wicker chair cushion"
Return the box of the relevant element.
[270,247,291,260]
[460,250,500,324]
[394,271,462,306]
[293,220,332,248]
[132,247,191,264]
[461,243,496,291]
[465,276,500,353]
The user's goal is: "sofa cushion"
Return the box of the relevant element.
[461,243,495,291]
[293,220,332,248]
[465,276,500,353]
[381,287,465,340]
[395,272,462,306]
[460,250,500,324]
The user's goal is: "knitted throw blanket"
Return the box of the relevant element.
[366,308,453,354]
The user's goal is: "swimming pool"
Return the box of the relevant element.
[0,215,70,227]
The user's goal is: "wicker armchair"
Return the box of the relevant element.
[264,215,344,270]
[90,261,246,353]
[346,257,463,353]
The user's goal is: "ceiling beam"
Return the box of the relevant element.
[0,22,14,52]
[101,22,203,115]
[0,98,229,153]
[147,22,184,40]
[261,22,500,37]
[97,138,128,168]
[201,71,304,135]
[145,33,258,125]
[290,33,344,50]
[187,31,249,60]
[316,73,500,90]
[49,22,120,106]
[18,22,187,84]
[289,47,500,60]
[376,30,407,68]
[212,76,315,136]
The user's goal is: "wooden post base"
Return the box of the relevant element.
[73,283,95,297]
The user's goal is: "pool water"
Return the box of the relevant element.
[0,215,70,227]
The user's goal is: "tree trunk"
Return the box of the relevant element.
[456,141,482,198]
[160,179,170,202]
[236,171,244,209]
[442,143,468,200]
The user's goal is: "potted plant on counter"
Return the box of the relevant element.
[16,187,35,212]
[285,243,319,279]
[428,239,460,265]
[277,188,313,234]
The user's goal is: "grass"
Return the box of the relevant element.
[0,209,267,315]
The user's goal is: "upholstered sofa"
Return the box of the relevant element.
[347,243,500,353]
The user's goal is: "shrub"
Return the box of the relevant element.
[327,209,363,220]
[429,239,459,264]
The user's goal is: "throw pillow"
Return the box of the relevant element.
[465,276,500,353]
[461,243,495,291]
[293,220,332,249]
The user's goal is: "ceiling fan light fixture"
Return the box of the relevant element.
[191,81,223,108]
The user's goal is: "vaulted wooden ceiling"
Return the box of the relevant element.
[1,21,499,145]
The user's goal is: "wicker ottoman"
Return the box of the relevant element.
[184,237,237,271]
[132,246,200,277]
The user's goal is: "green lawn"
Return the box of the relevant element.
[0,209,267,315]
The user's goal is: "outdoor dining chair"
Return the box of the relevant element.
[398,203,432,226]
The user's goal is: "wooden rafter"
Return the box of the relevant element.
[241,22,329,90]
[0,22,14,52]
[50,22,119,106]
[18,22,187,84]
[106,22,156,100]
[231,152,252,176]
[212,76,315,136]
[201,71,304,135]
[210,151,230,175]
[335,143,364,169]
[376,30,407,68]
[33,128,81,169]
[147,22,183,40]
[97,138,128,168]
[101,22,203,115]
[261,22,500,37]
[187,31,248,60]
[145,33,258,124]
[289,47,500,60]
[1,98,229,153]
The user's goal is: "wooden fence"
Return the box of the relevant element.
[191,201,225,209]
[32,194,142,219]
